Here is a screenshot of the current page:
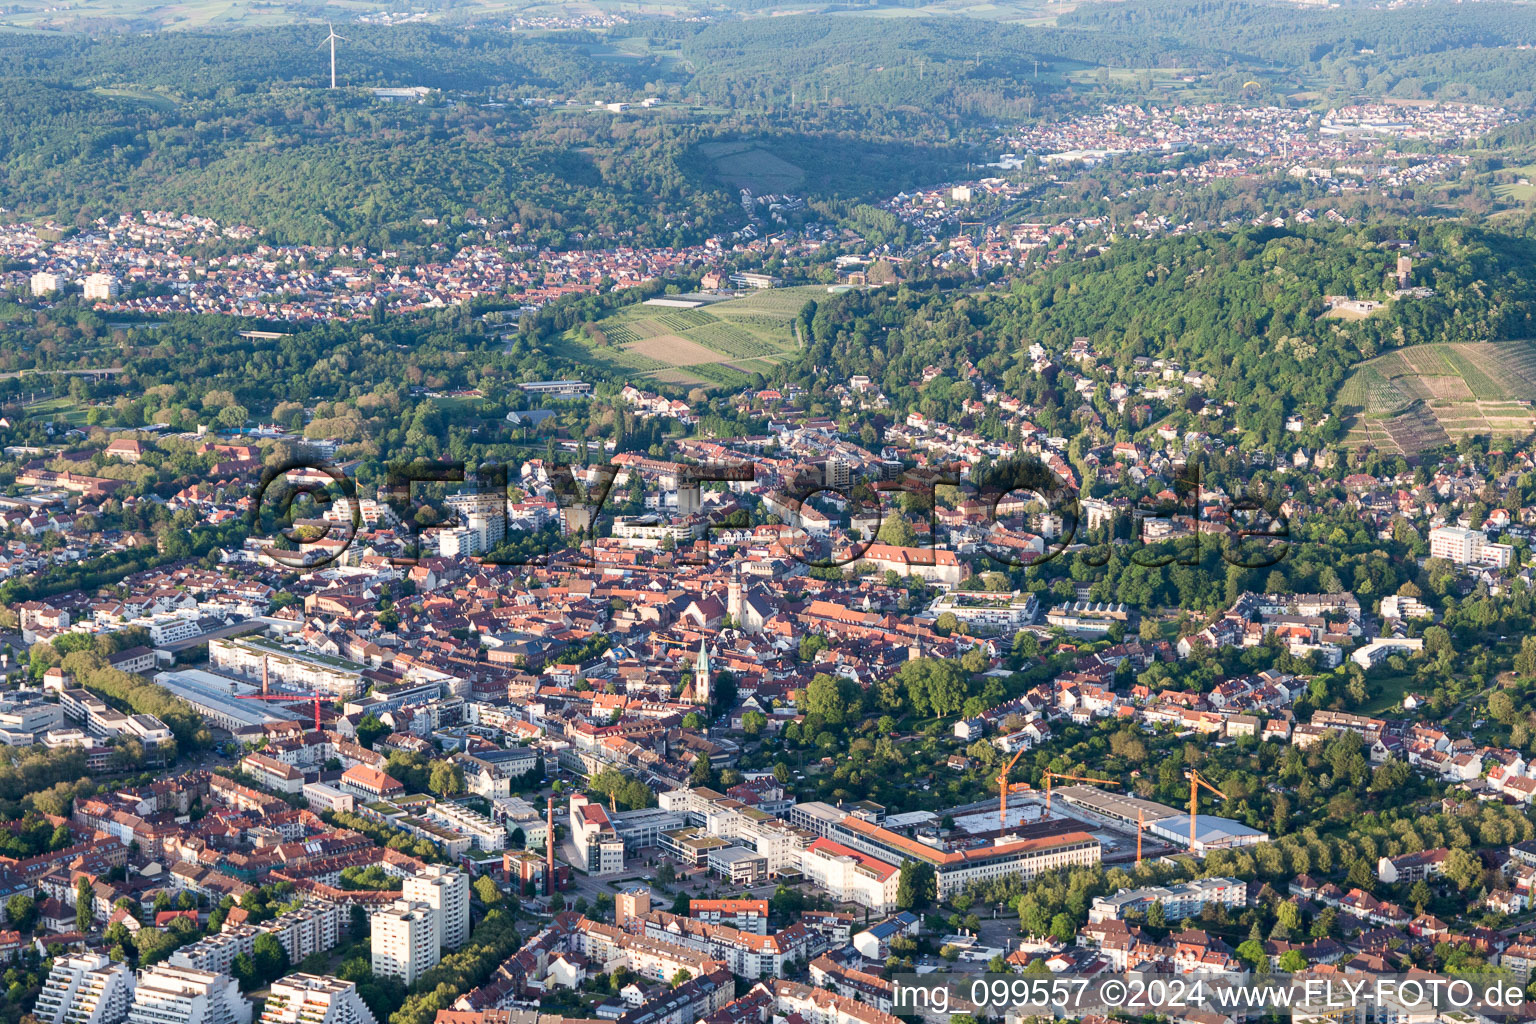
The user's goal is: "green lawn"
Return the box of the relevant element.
[1359,671,1415,715]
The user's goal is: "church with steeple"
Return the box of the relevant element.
[679,637,711,713]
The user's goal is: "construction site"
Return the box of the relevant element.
[889,765,1269,867]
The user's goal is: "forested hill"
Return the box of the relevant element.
[0,25,650,93]
[1062,0,1536,65]
[791,221,1536,448]
[0,23,976,247]
[1060,0,1536,105]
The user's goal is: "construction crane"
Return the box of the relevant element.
[1185,769,1227,852]
[235,692,332,733]
[1044,771,1120,812]
[997,748,1028,825]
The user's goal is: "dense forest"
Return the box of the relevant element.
[786,220,1536,447]
[0,22,980,245]
[1062,0,1536,104]
[0,0,1527,246]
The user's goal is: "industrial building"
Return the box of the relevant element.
[1051,784,1267,855]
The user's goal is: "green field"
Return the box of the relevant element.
[566,286,824,389]
[694,141,808,195]
[24,397,92,425]
[1337,340,1536,453]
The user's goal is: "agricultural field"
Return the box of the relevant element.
[1336,341,1536,453]
[566,285,824,389]
[694,141,808,195]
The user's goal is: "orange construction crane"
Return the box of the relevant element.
[1185,769,1227,852]
[1044,771,1119,812]
[235,692,331,732]
[997,748,1028,825]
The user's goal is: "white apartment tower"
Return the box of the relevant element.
[30,271,63,297]
[402,864,469,951]
[34,952,135,1024]
[257,975,377,1024]
[82,273,121,301]
[1428,525,1513,568]
[370,899,439,986]
[126,965,252,1024]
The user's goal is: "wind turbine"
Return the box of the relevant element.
[318,23,345,89]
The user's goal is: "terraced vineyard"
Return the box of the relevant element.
[1336,364,1410,415]
[566,285,825,388]
[1337,340,1536,453]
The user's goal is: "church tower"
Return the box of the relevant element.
[727,565,743,626]
[693,637,711,711]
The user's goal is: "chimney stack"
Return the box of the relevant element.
[545,795,555,896]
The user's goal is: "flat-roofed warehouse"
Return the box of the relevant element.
[1147,814,1269,854]
[153,669,293,731]
[1053,785,1178,826]
[1055,785,1269,854]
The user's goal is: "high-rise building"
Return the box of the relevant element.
[34,952,135,1024]
[370,899,438,986]
[257,975,377,1024]
[126,965,251,1024]
[569,793,625,875]
[82,273,121,301]
[402,864,469,951]
[30,272,63,297]
[1428,525,1513,567]
[614,887,651,929]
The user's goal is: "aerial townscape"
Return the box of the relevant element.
[6,3,1536,1024]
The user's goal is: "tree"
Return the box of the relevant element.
[741,711,767,736]
[770,884,806,918]
[474,875,503,905]
[252,932,289,984]
[1409,880,1433,913]
[896,860,935,911]
[804,673,848,725]
[1489,691,1518,724]
[1515,635,1536,677]
[670,969,692,988]
[427,760,465,798]
[1277,949,1308,973]
[231,952,258,990]
[76,878,93,932]
[356,713,389,749]
[1147,900,1166,928]
[1236,939,1267,971]
[5,894,36,932]
[1444,847,1482,891]
[878,514,917,547]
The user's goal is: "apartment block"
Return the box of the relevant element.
[371,899,439,986]
[257,975,377,1024]
[126,965,252,1024]
[34,952,134,1024]
[403,865,469,951]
